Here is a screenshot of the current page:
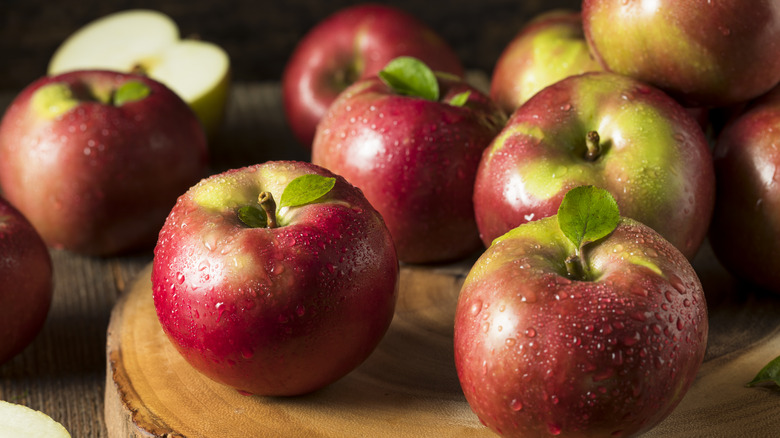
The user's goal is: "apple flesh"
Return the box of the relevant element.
[709,85,780,294]
[0,70,209,256]
[0,401,71,437]
[311,70,506,264]
[490,9,602,115]
[0,197,53,365]
[152,161,399,396]
[582,0,780,107]
[282,4,464,148]
[48,9,231,139]
[454,216,708,437]
[474,71,715,259]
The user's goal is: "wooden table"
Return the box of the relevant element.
[2,81,780,437]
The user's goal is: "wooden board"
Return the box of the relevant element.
[105,242,780,437]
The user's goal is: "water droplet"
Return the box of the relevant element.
[525,328,536,338]
[505,338,517,347]
[510,398,523,411]
[676,318,684,331]
[482,322,490,333]
[241,348,254,359]
[548,423,562,436]
[670,275,686,294]
[176,272,185,284]
[664,290,674,302]
[470,300,483,316]
[296,304,306,317]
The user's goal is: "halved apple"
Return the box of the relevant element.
[0,401,71,437]
[48,9,230,140]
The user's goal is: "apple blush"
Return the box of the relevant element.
[152,161,399,396]
[454,186,708,437]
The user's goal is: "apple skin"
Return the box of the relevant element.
[282,4,464,148]
[454,216,708,437]
[473,72,715,260]
[0,70,209,256]
[311,74,506,264]
[490,9,602,116]
[152,161,399,396]
[709,85,780,294]
[0,197,53,365]
[582,0,780,107]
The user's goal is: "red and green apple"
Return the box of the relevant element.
[473,71,715,260]
[709,84,780,294]
[282,4,464,148]
[0,70,209,256]
[490,9,602,115]
[582,0,780,107]
[455,186,708,437]
[152,161,399,396]
[312,57,506,264]
[0,197,53,366]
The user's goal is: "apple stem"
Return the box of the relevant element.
[130,64,148,76]
[585,130,601,161]
[565,254,583,279]
[565,247,591,281]
[259,192,278,228]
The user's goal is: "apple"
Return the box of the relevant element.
[282,3,464,148]
[582,0,780,107]
[151,161,399,396]
[0,70,209,256]
[454,186,708,437]
[0,197,53,365]
[48,9,231,139]
[473,71,715,260]
[490,9,602,115]
[708,85,780,294]
[0,401,70,437]
[311,57,506,264]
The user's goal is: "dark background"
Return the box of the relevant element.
[1,0,584,93]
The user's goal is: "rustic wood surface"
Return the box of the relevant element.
[2,81,780,437]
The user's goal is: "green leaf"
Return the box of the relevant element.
[746,355,780,388]
[237,205,267,228]
[114,80,151,106]
[557,185,620,249]
[279,174,336,209]
[448,90,471,107]
[378,56,439,101]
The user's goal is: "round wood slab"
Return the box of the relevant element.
[105,244,780,437]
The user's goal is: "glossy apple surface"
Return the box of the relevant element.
[0,70,209,256]
[152,161,399,396]
[582,0,780,107]
[454,216,708,437]
[473,72,715,259]
[282,4,464,148]
[48,9,231,139]
[490,9,602,115]
[709,85,780,294]
[312,71,506,264]
[0,197,53,365]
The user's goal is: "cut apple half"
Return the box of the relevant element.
[0,400,71,437]
[48,9,230,140]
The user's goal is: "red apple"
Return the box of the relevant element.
[709,85,780,294]
[311,57,506,264]
[473,71,715,260]
[0,70,209,256]
[490,9,602,115]
[152,161,399,396]
[282,4,464,148]
[455,186,708,437]
[582,0,780,107]
[0,197,53,365]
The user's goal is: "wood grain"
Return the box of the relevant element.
[105,260,494,438]
[105,242,780,437]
